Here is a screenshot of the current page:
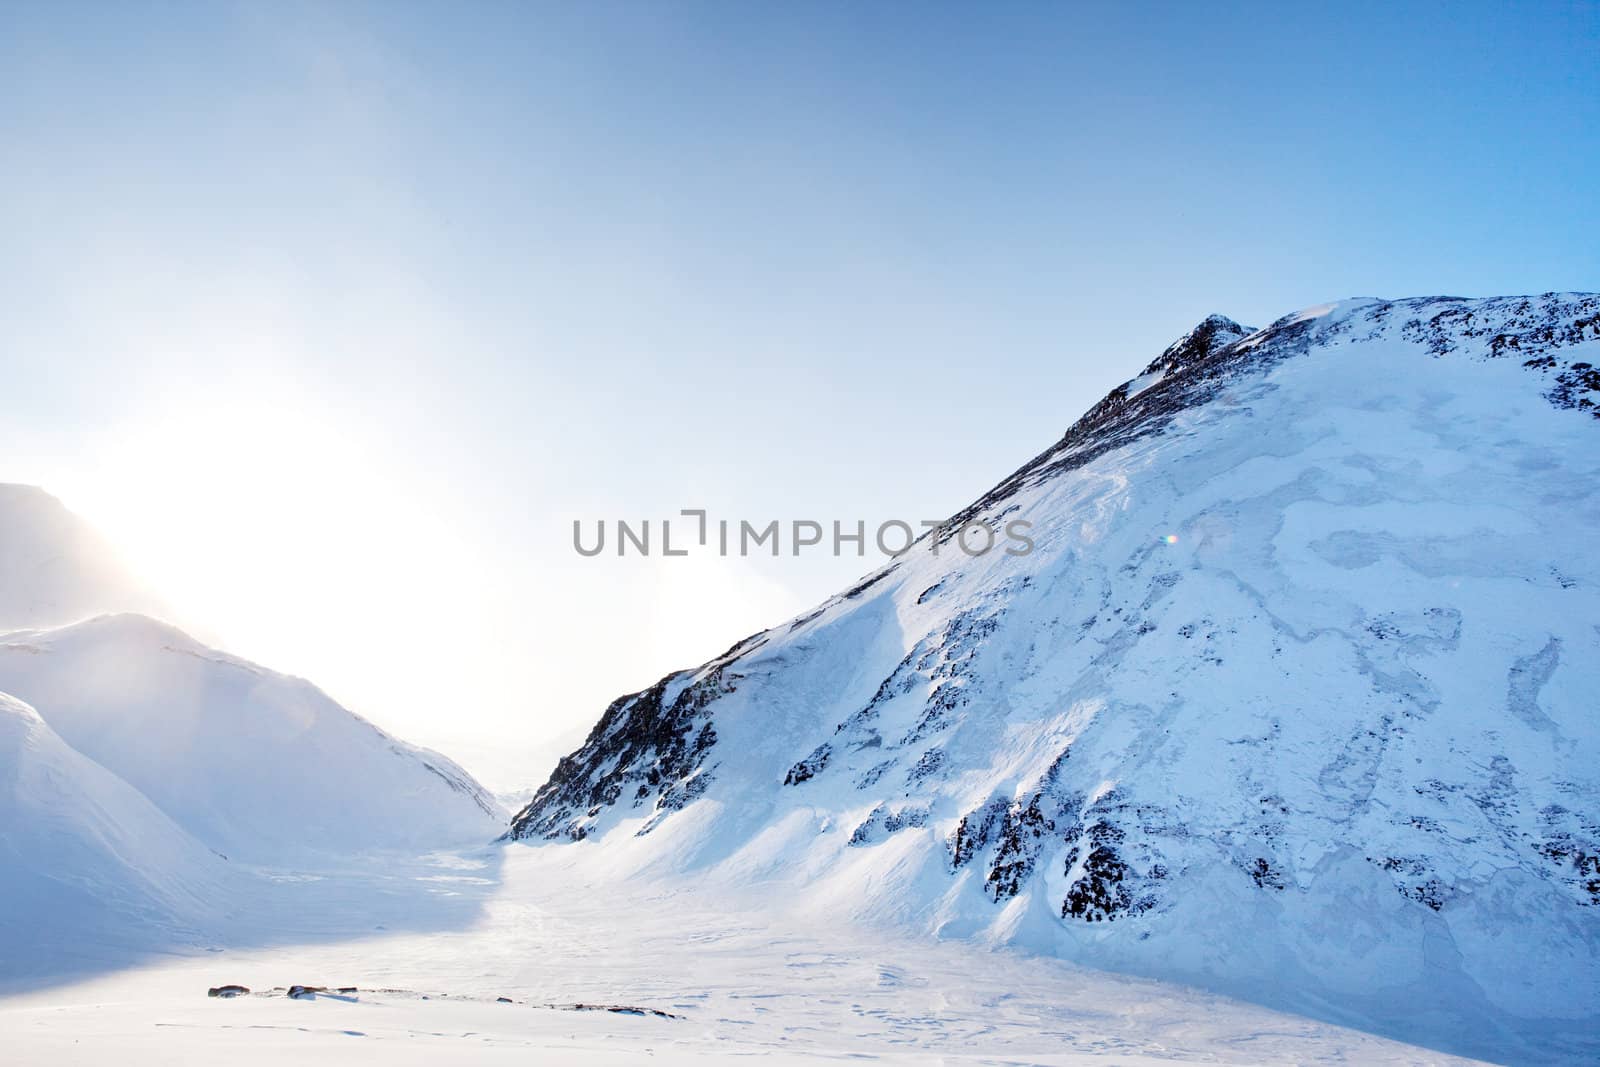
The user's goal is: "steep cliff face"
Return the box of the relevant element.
[509,293,1600,1057]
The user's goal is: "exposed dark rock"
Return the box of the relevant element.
[784,743,832,786]
[1403,293,1600,414]
[565,1003,682,1019]
[986,794,1057,901]
[837,607,1001,749]
[1062,820,1138,921]
[849,804,929,846]
[905,747,946,787]
[950,798,1008,870]
[507,658,741,840]
[1249,857,1286,890]
[855,759,894,789]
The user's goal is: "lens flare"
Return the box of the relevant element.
[1164,534,1179,545]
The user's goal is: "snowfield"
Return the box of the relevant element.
[0,846,1497,1065]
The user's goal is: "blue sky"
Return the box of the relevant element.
[2,2,1596,787]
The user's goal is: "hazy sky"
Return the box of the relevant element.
[2,2,1596,790]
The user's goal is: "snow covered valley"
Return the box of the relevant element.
[4,294,1599,1064]
[0,845,1509,1065]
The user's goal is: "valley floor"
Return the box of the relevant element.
[0,846,1495,1066]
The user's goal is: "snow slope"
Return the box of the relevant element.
[508,294,1600,1063]
[0,482,508,982]
[0,691,227,967]
[0,844,1497,1065]
[0,481,503,865]
[0,484,167,630]
[0,613,505,863]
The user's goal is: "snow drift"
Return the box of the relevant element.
[508,294,1600,1061]
[0,690,226,964]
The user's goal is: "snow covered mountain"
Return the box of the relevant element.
[0,483,499,876]
[508,294,1600,1060]
[0,613,504,863]
[0,487,511,984]
[0,484,168,631]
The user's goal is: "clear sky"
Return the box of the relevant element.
[2,2,1596,791]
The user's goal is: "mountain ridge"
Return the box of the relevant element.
[0,611,505,862]
[510,291,1600,846]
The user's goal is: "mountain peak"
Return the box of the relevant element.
[1197,311,1247,331]
[1141,313,1255,376]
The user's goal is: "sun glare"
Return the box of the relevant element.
[52,385,476,699]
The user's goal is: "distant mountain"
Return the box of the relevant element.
[0,613,504,863]
[0,484,167,631]
[508,293,1600,1062]
[0,481,504,863]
